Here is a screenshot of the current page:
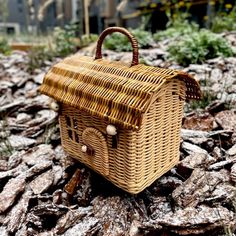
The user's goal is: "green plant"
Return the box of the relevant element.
[154,14,199,41]
[0,114,13,157]
[224,225,234,236]
[53,24,79,57]
[27,46,54,73]
[167,29,233,66]
[188,91,217,110]
[80,34,98,47]
[104,28,154,52]
[211,6,236,33]
[43,123,59,144]
[0,38,11,55]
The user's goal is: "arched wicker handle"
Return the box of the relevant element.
[95,27,139,66]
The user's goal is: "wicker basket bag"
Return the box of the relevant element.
[40,27,201,194]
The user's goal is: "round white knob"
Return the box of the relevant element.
[50,101,60,111]
[106,124,117,135]
[81,145,87,153]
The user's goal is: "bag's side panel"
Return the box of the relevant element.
[111,79,186,194]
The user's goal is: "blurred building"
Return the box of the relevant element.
[0,0,235,34]
[0,0,77,34]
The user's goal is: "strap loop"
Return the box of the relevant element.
[95,27,139,66]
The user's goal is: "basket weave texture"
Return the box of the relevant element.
[40,27,201,193]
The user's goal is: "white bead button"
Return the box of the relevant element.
[81,145,87,153]
[106,124,117,135]
[50,101,59,111]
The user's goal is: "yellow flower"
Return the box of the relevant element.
[186,2,192,8]
[203,15,208,21]
[178,1,185,7]
[225,4,233,9]
[150,3,157,8]
[210,1,215,5]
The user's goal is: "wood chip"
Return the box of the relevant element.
[208,160,234,170]
[22,144,55,166]
[6,190,32,233]
[183,112,215,131]
[64,217,99,236]
[0,100,24,114]
[26,161,52,179]
[182,142,208,155]
[205,183,236,202]
[1,135,36,151]
[29,170,54,195]
[54,207,93,234]
[8,151,23,169]
[64,169,81,195]
[180,153,217,170]
[172,168,230,208]
[215,110,236,131]
[228,143,236,156]
[26,203,68,230]
[0,175,26,213]
[230,163,236,183]
[160,205,235,235]
[181,129,209,144]
[0,163,28,181]
[92,196,137,235]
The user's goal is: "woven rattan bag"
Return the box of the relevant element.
[40,27,201,194]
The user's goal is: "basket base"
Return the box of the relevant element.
[67,152,179,194]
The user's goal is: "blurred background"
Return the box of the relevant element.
[0,4,236,234]
[0,0,235,35]
[0,0,236,72]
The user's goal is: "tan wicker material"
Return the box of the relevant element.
[40,27,201,194]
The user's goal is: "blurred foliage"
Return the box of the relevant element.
[0,38,11,55]
[0,113,13,157]
[27,46,54,73]
[80,34,98,47]
[26,24,98,72]
[53,24,79,57]
[188,91,217,110]
[211,5,236,33]
[104,28,154,52]
[153,14,198,41]
[167,29,233,66]
[53,24,98,56]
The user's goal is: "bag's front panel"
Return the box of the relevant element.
[59,104,109,177]
[59,104,142,192]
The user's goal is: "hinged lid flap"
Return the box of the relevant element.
[40,27,201,130]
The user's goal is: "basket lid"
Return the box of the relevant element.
[40,27,201,130]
